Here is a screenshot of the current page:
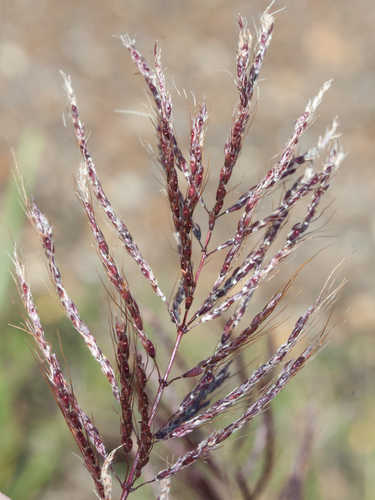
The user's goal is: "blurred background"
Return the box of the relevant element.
[1,0,374,498]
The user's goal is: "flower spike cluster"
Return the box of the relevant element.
[15,5,344,499]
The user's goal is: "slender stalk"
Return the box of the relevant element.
[121,324,185,498]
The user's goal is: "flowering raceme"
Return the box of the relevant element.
[14,5,344,499]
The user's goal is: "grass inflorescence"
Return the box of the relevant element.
[14,4,345,499]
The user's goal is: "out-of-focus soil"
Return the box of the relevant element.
[1,1,374,499]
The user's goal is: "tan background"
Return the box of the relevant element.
[1,0,374,499]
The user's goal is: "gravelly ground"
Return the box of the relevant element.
[1,1,374,499]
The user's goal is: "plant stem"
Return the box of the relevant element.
[121,325,185,498]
